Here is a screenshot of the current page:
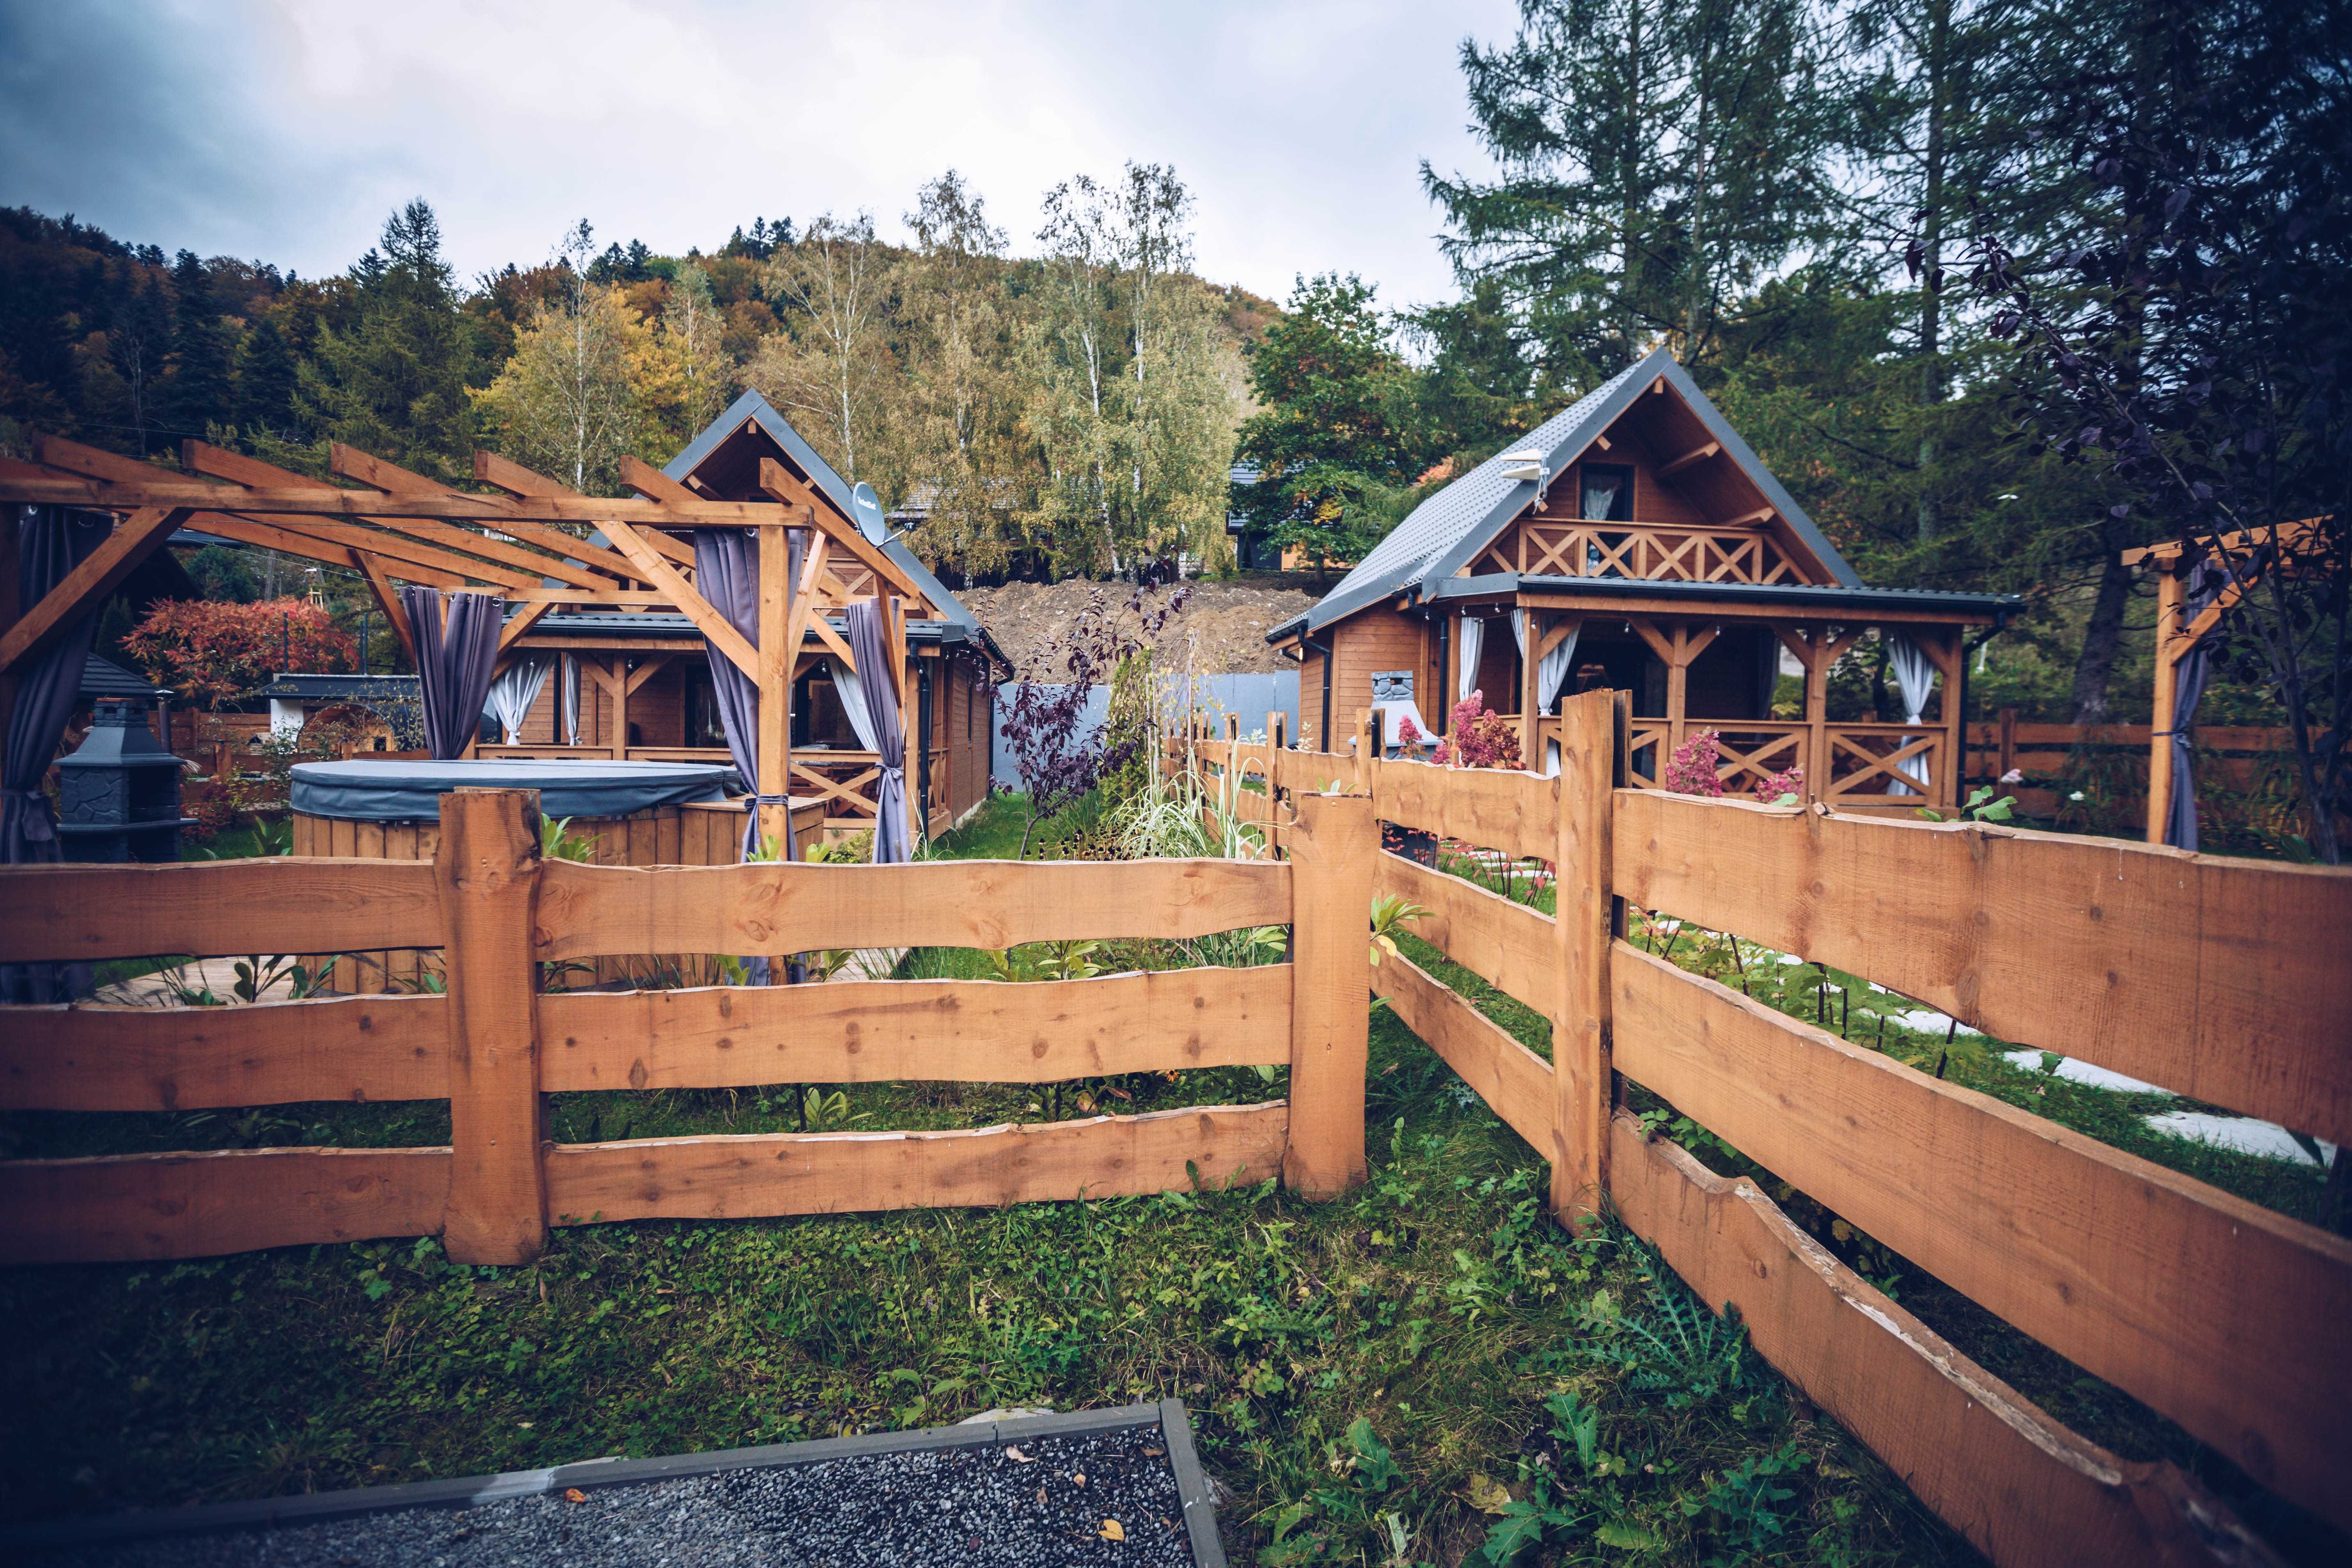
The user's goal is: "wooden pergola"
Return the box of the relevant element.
[0,432,940,855]
[2123,516,2331,845]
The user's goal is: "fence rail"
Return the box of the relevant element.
[0,786,1373,1270]
[1167,708,2352,1559]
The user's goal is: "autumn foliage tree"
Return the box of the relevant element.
[121,598,357,711]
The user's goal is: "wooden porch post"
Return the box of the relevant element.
[1931,630,1965,810]
[2147,565,2185,843]
[1802,628,1831,801]
[755,523,791,859]
[1552,688,1618,1229]
[1284,791,1375,1199]
[609,656,630,761]
[435,788,546,1265]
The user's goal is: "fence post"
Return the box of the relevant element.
[1551,688,1618,1230]
[436,788,547,1264]
[1284,790,1375,1199]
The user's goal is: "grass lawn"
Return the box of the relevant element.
[2,792,2336,1563]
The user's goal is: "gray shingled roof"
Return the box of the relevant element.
[1269,346,1864,642]
[663,390,981,635]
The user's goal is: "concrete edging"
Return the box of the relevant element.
[10,1400,1227,1566]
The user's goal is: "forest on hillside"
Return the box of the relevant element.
[0,165,1274,588]
[1,0,2345,752]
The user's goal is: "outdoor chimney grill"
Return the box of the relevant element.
[56,698,196,863]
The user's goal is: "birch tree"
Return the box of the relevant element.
[1025,177,1123,574]
[899,171,1026,579]
[660,261,734,442]
[750,211,894,483]
[473,220,644,494]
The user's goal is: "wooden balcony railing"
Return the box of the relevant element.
[1477,520,1801,585]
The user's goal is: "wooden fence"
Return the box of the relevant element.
[1168,701,2352,1566]
[0,786,1376,1266]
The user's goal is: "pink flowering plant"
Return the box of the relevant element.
[1661,729,1726,796]
[1429,692,1522,770]
[1752,765,1805,805]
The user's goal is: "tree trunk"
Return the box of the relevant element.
[2070,546,2134,724]
[1916,0,1949,543]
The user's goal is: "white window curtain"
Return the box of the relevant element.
[484,656,550,745]
[1455,615,1484,704]
[829,656,883,753]
[1887,634,1937,795]
[1513,611,1582,776]
[559,654,580,746]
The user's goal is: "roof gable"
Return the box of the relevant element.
[1290,348,1857,637]
[661,390,981,633]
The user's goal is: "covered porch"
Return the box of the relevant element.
[1422,578,2004,812]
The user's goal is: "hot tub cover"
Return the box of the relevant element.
[291,759,740,822]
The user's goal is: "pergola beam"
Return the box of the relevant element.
[597,517,757,679]
[0,506,193,676]
[755,458,930,614]
[0,475,813,528]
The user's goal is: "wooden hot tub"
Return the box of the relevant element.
[287,759,826,992]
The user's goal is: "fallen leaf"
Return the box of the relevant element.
[1466,1473,1513,1515]
[563,1488,586,1504]
[1142,1447,1165,1458]
[1037,1487,1048,1505]
[1100,1520,1126,1540]
[1006,1446,1035,1463]
[1072,1472,1087,1487]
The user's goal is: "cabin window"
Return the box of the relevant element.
[1580,463,1634,523]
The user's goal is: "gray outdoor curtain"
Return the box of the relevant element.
[485,656,550,743]
[1887,633,1937,796]
[691,526,804,864]
[398,587,504,760]
[1454,615,1484,704]
[2163,562,2226,852]
[2,505,112,1003]
[559,653,580,745]
[847,597,911,864]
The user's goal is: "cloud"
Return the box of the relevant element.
[0,0,1515,305]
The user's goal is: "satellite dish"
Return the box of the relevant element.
[851,481,888,543]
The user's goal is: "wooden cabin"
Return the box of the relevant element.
[481,392,1009,842]
[1266,348,2017,812]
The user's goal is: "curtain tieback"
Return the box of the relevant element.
[745,792,793,810]
[7,788,57,841]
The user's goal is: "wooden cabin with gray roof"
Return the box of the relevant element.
[1265,347,2017,811]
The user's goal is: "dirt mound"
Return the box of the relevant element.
[962,578,1319,681]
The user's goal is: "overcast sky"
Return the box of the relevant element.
[1,0,1522,312]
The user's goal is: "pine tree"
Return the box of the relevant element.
[164,250,235,440]
[1424,0,1838,385]
[233,313,300,442]
[294,199,474,477]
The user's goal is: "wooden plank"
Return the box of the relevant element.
[1284,793,1374,1198]
[1372,951,1555,1154]
[0,994,448,1110]
[598,517,759,679]
[1552,688,1615,1229]
[540,965,1291,1090]
[433,790,546,1265]
[542,1102,1290,1224]
[1607,1114,2279,1568]
[0,507,190,675]
[0,1146,450,1263]
[533,857,1292,962]
[0,857,442,963]
[1612,944,2352,1531]
[755,456,925,610]
[1612,791,2352,1143]
[1372,850,1555,1016]
[1369,756,1556,863]
[0,474,814,528]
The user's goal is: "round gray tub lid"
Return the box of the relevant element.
[291,759,741,822]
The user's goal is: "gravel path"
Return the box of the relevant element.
[40,1428,1197,1568]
